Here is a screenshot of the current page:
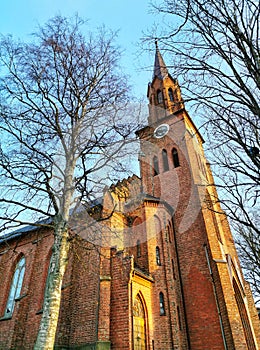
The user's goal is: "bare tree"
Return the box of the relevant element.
[235,224,260,305]
[0,15,140,349]
[149,0,260,301]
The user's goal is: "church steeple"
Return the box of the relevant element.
[147,42,184,125]
[153,40,169,80]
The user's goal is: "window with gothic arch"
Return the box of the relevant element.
[172,259,176,280]
[156,246,161,265]
[137,240,141,257]
[4,256,26,317]
[159,292,166,316]
[233,278,257,349]
[153,156,159,176]
[168,87,174,102]
[162,149,169,172]
[157,89,163,104]
[172,148,180,168]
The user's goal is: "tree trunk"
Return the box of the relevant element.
[34,217,70,350]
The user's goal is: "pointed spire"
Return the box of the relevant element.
[153,40,169,80]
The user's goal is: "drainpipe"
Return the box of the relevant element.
[204,244,229,350]
[129,256,134,350]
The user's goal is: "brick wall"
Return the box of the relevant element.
[110,249,132,350]
[0,230,101,349]
[0,229,54,349]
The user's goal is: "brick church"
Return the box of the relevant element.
[0,46,259,350]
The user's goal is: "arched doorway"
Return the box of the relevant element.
[133,295,147,350]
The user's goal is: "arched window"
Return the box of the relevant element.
[168,88,174,102]
[154,216,162,238]
[157,89,163,104]
[166,225,171,243]
[137,240,141,257]
[162,149,169,172]
[177,306,182,330]
[5,256,25,317]
[153,156,159,176]
[172,148,180,168]
[156,246,161,265]
[172,259,176,280]
[159,292,166,316]
[233,278,257,349]
[133,295,147,349]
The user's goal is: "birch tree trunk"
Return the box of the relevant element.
[34,149,76,349]
[34,218,70,350]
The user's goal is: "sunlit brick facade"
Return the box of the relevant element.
[0,46,259,350]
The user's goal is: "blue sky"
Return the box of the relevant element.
[0,0,160,98]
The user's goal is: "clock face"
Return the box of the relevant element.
[154,124,170,138]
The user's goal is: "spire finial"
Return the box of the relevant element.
[153,40,169,80]
[155,38,159,50]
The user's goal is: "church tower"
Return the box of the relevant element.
[136,43,260,349]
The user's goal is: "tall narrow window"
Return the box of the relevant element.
[157,89,163,104]
[168,88,174,102]
[177,306,182,330]
[167,226,173,243]
[162,149,169,172]
[4,256,26,317]
[156,246,161,266]
[172,148,180,168]
[233,279,257,349]
[172,259,176,280]
[153,156,159,176]
[137,240,141,257]
[159,292,166,315]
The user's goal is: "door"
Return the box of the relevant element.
[133,296,146,350]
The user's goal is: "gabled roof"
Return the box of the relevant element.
[0,217,52,244]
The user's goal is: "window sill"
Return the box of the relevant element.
[15,293,27,302]
[0,315,12,321]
